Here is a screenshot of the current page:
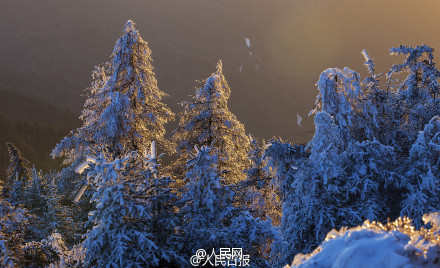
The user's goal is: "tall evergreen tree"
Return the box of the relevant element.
[387,45,440,151]
[180,146,277,266]
[389,45,440,103]
[172,61,250,183]
[0,199,28,267]
[83,155,160,267]
[51,20,174,164]
[129,143,184,266]
[360,49,402,148]
[267,74,398,264]
[401,116,440,227]
[3,142,31,206]
[310,67,372,143]
[22,168,47,242]
[179,146,234,255]
[240,135,281,225]
[43,175,75,245]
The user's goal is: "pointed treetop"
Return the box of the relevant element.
[248,134,255,143]
[124,20,136,33]
[216,60,223,74]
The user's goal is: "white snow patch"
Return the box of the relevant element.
[75,161,90,174]
[423,212,440,228]
[73,183,89,203]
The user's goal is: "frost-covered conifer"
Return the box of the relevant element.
[180,146,277,266]
[267,112,397,265]
[0,200,28,267]
[22,168,47,242]
[401,116,440,227]
[345,139,398,221]
[361,49,381,93]
[264,139,308,265]
[225,211,281,267]
[52,20,174,164]
[22,231,69,268]
[240,135,281,225]
[172,61,250,183]
[44,231,68,267]
[3,142,31,205]
[389,45,440,102]
[83,154,160,267]
[307,111,345,182]
[310,67,374,143]
[271,118,349,261]
[388,45,440,147]
[43,176,75,245]
[133,143,184,266]
[180,145,234,253]
[360,49,394,141]
[20,169,76,244]
[360,50,405,148]
[140,171,184,266]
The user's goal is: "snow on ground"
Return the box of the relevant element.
[286,213,440,268]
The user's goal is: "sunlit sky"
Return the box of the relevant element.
[2,0,440,143]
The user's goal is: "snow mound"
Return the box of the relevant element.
[286,215,440,268]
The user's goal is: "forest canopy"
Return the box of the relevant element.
[2,20,440,267]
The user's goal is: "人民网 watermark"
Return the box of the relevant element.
[190,248,250,266]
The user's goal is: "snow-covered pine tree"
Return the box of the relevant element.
[0,199,28,267]
[267,103,396,265]
[360,49,404,148]
[239,135,281,225]
[361,49,381,94]
[389,45,440,103]
[43,175,75,245]
[310,67,373,143]
[172,61,250,183]
[51,20,174,164]
[263,139,308,266]
[180,145,278,266]
[224,210,281,267]
[43,231,69,267]
[180,145,234,255]
[3,142,31,206]
[22,168,47,242]
[141,171,184,266]
[360,50,389,140]
[53,158,95,244]
[306,111,346,183]
[345,139,399,222]
[83,154,160,267]
[267,113,350,264]
[22,231,70,268]
[401,116,440,227]
[131,143,184,266]
[388,45,440,151]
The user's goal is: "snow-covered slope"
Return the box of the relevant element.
[287,213,440,268]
